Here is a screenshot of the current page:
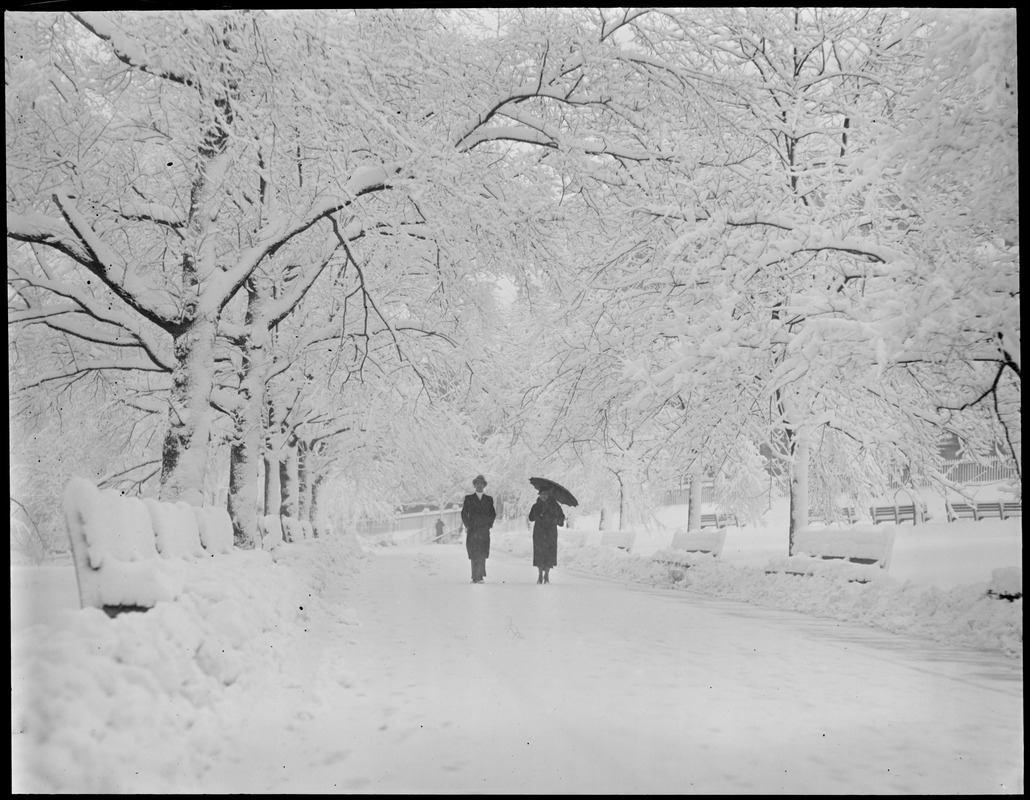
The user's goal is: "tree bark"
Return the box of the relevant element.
[687,472,703,532]
[159,314,218,506]
[226,274,274,548]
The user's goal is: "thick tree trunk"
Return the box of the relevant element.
[687,472,703,531]
[311,474,328,537]
[263,451,282,518]
[159,315,218,506]
[297,439,312,525]
[279,431,299,540]
[226,274,274,548]
[788,429,811,556]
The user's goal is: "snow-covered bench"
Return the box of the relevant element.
[652,528,727,581]
[869,504,921,525]
[946,502,979,522]
[600,529,635,551]
[64,477,235,617]
[699,512,738,529]
[809,507,857,525]
[945,501,1021,522]
[764,528,896,584]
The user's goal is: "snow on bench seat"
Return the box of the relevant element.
[600,529,635,551]
[64,477,235,616]
[765,527,896,584]
[652,528,727,581]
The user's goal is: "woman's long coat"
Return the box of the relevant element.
[529,497,565,569]
[461,492,496,561]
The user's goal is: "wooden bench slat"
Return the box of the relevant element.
[946,501,1021,522]
[870,504,921,525]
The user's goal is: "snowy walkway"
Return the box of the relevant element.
[193,543,1021,794]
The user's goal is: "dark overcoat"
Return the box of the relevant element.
[461,492,496,560]
[529,497,565,569]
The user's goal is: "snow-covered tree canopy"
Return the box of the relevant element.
[8,8,1018,551]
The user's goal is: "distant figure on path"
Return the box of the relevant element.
[529,487,565,584]
[461,474,496,584]
[435,518,444,542]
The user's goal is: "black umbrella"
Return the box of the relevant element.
[529,477,579,507]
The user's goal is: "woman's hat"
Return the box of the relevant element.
[473,474,487,486]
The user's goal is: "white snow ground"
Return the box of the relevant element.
[10,499,1024,794]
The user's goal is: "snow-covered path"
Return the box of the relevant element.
[191,542,1021,794]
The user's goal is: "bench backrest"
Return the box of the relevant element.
[699,513,737,529]
[975,502,1003,518]
[146,498,206,559]
[195,505,235,554]
[600,529,635,550]
[870,504,919,524]
[669,528,727,557]
[793,528,895,570]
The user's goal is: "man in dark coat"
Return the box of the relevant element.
[529,488,565,584]
[461,474,496,583]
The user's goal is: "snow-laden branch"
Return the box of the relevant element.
[7,268,174,372]
[16,359,169,392]
[15,312,172,370]
[10,193,181,331]
[114,198,187,230]
[203,165,399,316]
[457,110,664,162]
[70,12,196,88]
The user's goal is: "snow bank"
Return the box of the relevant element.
[11,532,368,793]
[491,527,1023,657]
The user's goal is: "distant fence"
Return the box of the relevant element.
[356,507,462,542]
[662,482,715,506]
[941,460,1019,485]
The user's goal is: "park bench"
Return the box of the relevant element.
[699,512,738,529]
[764,528,896,583]
[809,507,857,525]
[945,502,979,522]
[64,477,236,617]
[652,528,727,582]
[946,501,1022,522]
[869,504,921,525]
[599,529,635,551]
[972,502,1004,520]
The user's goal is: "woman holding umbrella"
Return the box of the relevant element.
[528,478,575,584]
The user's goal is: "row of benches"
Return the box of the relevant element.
[619,502,1022,534]
[650,527,895,584]
[642,520,1020,595]
[946,502,1021,522]
[65,474,320,618]
[64,477,240,616]
[864,502,1021,525]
